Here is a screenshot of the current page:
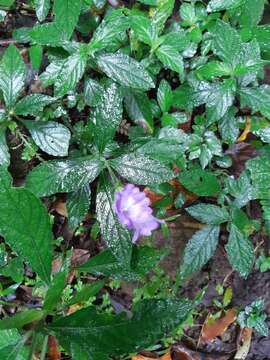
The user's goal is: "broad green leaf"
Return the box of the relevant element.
[180,226,220,279]
[48,298,192,358]
[226,224,254,278]
[124,89,154,132]
[0,10,6,21]
[196,61,232,80]
[179,168,221,196]
[35,0,50,22]
[0,310,44,330]
[15,94,56,116]
[218,107,239,144]
[91,82,122,152]
[0,0,14,7]
[207,0,245,12]
[253,25,270,55]
[29,23,67,46]
[54,50,88,97]
[89,10,129,51]
[0,44,25,108]
[130,15,156,46]
[186,204,229,225]
[137,0,157,4]
[240,86,270,118]
[0,128,10,165]
[84,79,103,106]
[80,246,166,281]
[110,153,174,185]
[39,59,64,86]
[246,155,270,199]
[97,53,155,90]
[157,79,173,113]
[29,44,43,70]
[0,185,52,284]
[239,0,266,27]
[25,156,104,197]
[152,0,175,34]
[212,20,241,66]
[156,45,184,74]
[67,279,106,306]
[160,30,189,52]
[96,177,132,267]
[224,171,253,208]
[44,270,67,312]
[0,329,29,360]
[23,121,71,157]
[53,0,82,40]
[67,185,91,229]
[206,79,236,122]
[180,3,197,25]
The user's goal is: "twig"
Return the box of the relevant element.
[0,39,18,46]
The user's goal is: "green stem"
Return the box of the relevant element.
[40,335,48,360]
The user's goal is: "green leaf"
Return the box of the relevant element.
[156,45,184,74]
[124,89,154,132]
[25,156,103,197]
[29,23,67,46]
[44,270,67,312]
[15,94,56,116]
[226,224,254,278]
[187,204,229,225]
[23,121,71,157]
[0,128,10,166]
[54,50,88,97]
[29,44,43,71]
[0,329,29,360]
[207,0,245,12]
[218,107,239,144]
[110,153,174,185]
[35,0,50,22]
[130,15,156,46]
[67,279,106,306]
[53,0,82,40]
[196,61,232,80]
[96,177,132,267]
[240,86,270,118]
[179,168,221,196]
[0,44,25,108]
[84,79,103,106]
[157,79,173,113]
[97,53,155,90]
[0,185,52,284]
[67,185,91,229]
[152,0,175,34]
[89,10,129,51]
[212,20,241,66]
[0,309,44,330]
[48,298,192,358]
[91,82,122,152]
[180,226,220,279]
[0,0,14,7]
[239,0,266,27]
[180,3,197,25]
[80,246,166,281]
[246,155,270,199]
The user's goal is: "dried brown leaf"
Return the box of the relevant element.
[200,309,237,343]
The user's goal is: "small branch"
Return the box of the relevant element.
[0,39,18,46]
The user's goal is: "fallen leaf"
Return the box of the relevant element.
[52,199,67,217]
[234,327,253,360]
[237,116,251,142]
[200,309,237,342]
[172,344,230,360]
[132,352,171,360]
[48,336,61,360]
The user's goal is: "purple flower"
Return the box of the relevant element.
[113,184,164,243]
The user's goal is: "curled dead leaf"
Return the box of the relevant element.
[200,309,237,343]
[48,336,61,360]
[234,327,253,360]
[132,352,171,360]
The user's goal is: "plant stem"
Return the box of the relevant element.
[40,335,48,360]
